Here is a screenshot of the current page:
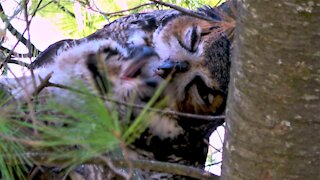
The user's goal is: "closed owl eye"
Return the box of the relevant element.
[179,26,201,53]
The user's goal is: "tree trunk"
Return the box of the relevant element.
[221,0,320,179]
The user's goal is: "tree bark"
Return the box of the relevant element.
[222,0,320,179]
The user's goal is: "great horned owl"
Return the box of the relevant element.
[0,2,232,180]
[82,4,231,180]
[125,6,230,179]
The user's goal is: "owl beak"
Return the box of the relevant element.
[156,60,190,78]
[126,46,159,61]
[122,46,159,78]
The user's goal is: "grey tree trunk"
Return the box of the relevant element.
[221,0,320,179]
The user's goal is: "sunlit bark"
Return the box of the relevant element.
[222,0,320,179]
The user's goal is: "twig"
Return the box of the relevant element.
[150,0,236,41]
[204,139,222,153]
[32,72,53,97]
[115,135,134,178]
[23,0,45,136]
[47,82,85,94]
[0,0,43,70]
[1,46,34,59]
[0,9,39,133]
[98,156,130,180]
[215,0,223,7]
[23,0,33,59]
[0,28,28,70]
[7,59,31,69]
[5,151,219,179]
[0,46,30,57]
[52,0,76,18]
[113,159,218,180]
[27,166,42,180]
[216,126,224,143]
[0,3,40,56]
[149,0,215,22]
[89,2,155,16]
[206,161,222,167]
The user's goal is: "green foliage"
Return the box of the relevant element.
[0,91,30,179]
[0,78,162,177]
[29,0,224,38]
[23,85,124,167]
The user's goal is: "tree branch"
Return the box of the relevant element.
[0,45,31,58]
[26,153,219,180]
[0,46,31,69]
[0,0,44,70]
[52,0,75,18]
[88,2,156,17]
[7,59,31,69]
[98,156,130,180]
[149,0,215,22]
[0,2,40,56]
[112,159,219,180]
[32,72,53,96]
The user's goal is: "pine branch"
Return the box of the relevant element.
[0,0,44,70]
[0,2,40,56]
[0,45,30,58]
[52,0,76,18]
[6,59,31,69]
[0,45,10,54]
[0,46,31,69]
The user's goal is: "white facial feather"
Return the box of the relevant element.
[153,24,204,62]
[1,39,126,101]
[127,30,149,46]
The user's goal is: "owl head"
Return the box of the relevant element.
[86,43,160,119]
[153,14,231,115]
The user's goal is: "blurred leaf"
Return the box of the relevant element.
[0,103,31,179]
